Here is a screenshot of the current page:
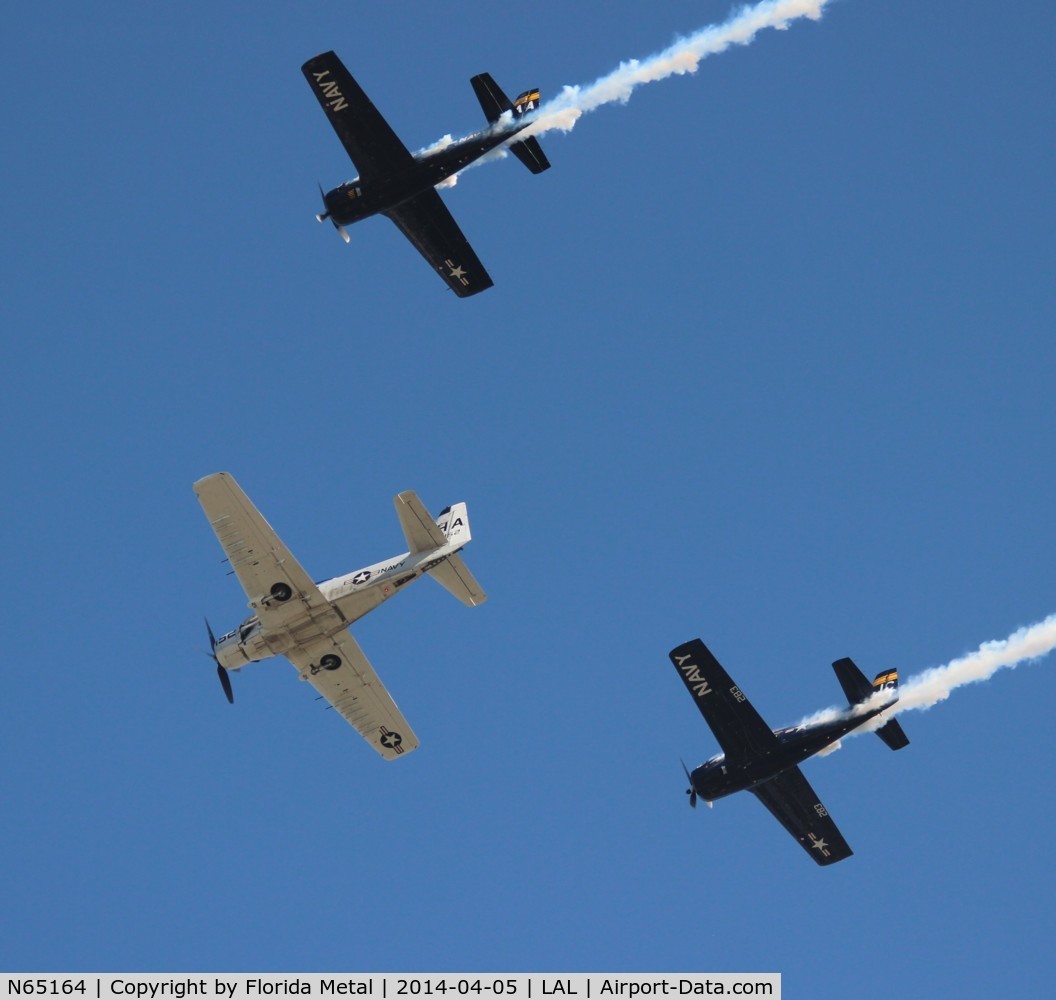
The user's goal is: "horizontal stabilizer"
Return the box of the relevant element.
[832,657,874,705]
[427,552,487,607]
[471,72,510,124]
[508,137,550,174]
[875,717,910,751]
[395,490,448,553]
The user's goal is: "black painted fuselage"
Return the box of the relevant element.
[322,124,528,226]
[690,704,888,802]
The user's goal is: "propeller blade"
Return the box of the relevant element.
[316,183,331,222]
[681,758,697,809]
[316,183,350,241]
[204,617,217,653]
[206,617,233,703]
[217,664,234,704]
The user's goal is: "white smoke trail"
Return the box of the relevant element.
[425,0,836,187]
[894,612,1056,715]
[521,0,834,140]
[797,612,1056,734]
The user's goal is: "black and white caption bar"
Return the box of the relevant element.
[2,976,780,1000]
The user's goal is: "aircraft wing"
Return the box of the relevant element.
[384,189,494,297]
[301,52,416,180]
[194,472,343,633]
[669,639,780,760]
[750,766,854,866]
[286,629,419,760]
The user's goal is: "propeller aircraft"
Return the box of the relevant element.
[302,50,550,297]
[196,472,486,759]
[669,639,909,865]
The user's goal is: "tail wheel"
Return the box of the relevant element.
[320,654,342,671]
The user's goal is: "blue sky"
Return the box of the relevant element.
[3,0,1053,994]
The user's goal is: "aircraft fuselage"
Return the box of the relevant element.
[690,704,890,802]
[210,543,458,671]
[322,122,528,226]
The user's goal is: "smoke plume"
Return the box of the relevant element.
[893,612,1056,716]
[521,0,834,140]
[427,0,836,186]
[799,612,1056,734]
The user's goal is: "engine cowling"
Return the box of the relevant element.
[213,616,264,669]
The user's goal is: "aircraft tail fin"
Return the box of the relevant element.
[511,88,541,119]
[469,74,550,174]
[871,669,910,750]
[436,502,471,545]
[832,658,910,751]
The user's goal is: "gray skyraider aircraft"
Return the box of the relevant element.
[670,639,909,865]
[196,473,486,759]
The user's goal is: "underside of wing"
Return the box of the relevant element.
[750,766,853,866]
[668,639,779,760]
[287,629,419,760]
[301,52,415,180]
[194,473,340,631]
[384,189,493,297]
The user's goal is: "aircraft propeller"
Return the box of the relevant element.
[681,759,697,809]
[316,183,350,244]
[205,618,234,704]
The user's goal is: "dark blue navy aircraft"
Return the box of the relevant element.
[670,639,909,866]
[303,51,550,297]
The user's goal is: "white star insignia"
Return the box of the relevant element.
[448,264,467,280]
